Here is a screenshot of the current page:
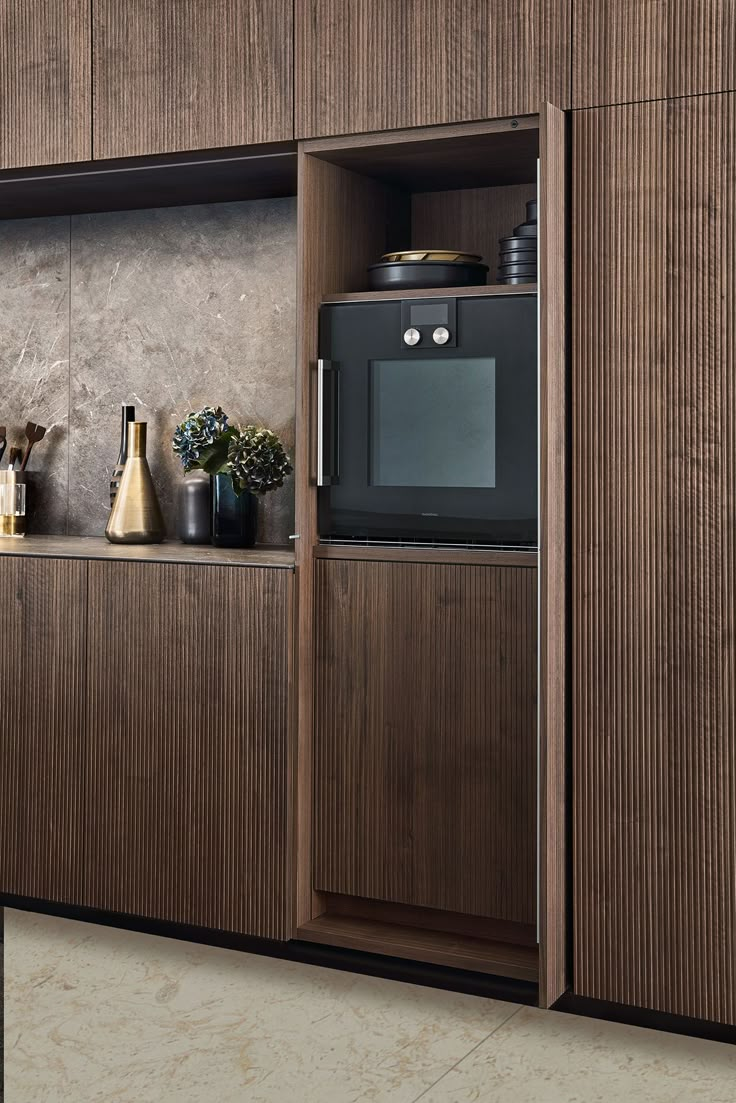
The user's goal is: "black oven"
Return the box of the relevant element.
[317,293,538,547]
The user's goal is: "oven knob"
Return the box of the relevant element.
[433,326,450,345]
[403,327,421,346]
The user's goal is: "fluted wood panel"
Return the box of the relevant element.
[573,1,736,108]
[295,0,570,138]
[93,0,293,159]
[0,557,86,902]
[84,562,293,938]
[314,560,538,925]
[573,95,736,1024]
[0,0,91,169]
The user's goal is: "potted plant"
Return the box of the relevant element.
[173,406,292,547]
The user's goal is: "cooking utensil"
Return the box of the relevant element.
[0,427,6,465]
[20,421,46,471]
[8,447,22,470]
[381,249,483,263]
[367,258,488,292]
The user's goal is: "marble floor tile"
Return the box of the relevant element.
[3,909,515,1103]
[417,1003,736,1103]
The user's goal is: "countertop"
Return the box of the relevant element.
[0,535,295,569]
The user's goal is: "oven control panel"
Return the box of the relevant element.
[400,298,457,349]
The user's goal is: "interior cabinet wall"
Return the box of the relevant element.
[313,559,538,926]
[92,0,293,158]
[573,0,736,108]
[0,0,91,169]
[572,93,736,1025]
[295,0,570,139]
[0,557,87,903]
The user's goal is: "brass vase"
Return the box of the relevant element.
[105,421,165,544]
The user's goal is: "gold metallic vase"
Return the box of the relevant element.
[105,421,165,544]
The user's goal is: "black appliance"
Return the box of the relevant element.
[317,293,538,547]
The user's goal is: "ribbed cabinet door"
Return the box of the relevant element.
[314,560,538,925]
[0,0,91,169]
[83,562,293,938]
[0,556,87,902]
[572,95,736,1023]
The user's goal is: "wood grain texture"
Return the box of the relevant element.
[93,0,293,159]
[294,150,409,927]
[572,94,736,1024]
[298,914,539,980]
[295,0,570,138]
[323,284,537,303]
[314,560,538,924]
[0,535,294,569]
[314,545,538,567]
[573,1,736,109]
[83,562,293,938]
[0,557,86,902]
[412,183,537,271]
[0,0,91,169]
[538,101,568,1008]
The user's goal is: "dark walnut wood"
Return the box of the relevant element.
[572,94,736,1025]
[295,0,570,138]
[0,557,87,902]
[93,0,293,158]
[83,561,293,938]
[0,0,91,169]
[313,559,538,925]
[573,0,736,109]
[538,101,567,1009]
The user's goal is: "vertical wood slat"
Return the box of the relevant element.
[83,561,293,938]
[0,0,91,169]
[538,100,568,1008]
[572,94,736,1024]
[573,1,736,109]
[92,0,293,159]
[295,0,570,140]
[0,557,87,903]
[314,560,538,926]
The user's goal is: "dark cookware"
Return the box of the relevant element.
[498,262,538,277]
[499,249,540,264]
[499,235,537,252]
[367,258,489,292]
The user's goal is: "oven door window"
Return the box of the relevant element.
[370,358,496,489]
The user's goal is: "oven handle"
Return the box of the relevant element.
[317,358,340,486]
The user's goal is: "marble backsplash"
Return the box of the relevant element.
[0,197,297,544]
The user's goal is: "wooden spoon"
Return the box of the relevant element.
[20,422,46,471]
[0,426,6,465]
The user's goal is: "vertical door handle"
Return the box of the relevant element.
[317,359,340,486]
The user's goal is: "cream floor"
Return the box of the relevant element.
[3,909,736,1103]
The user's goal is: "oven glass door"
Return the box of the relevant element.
[318,295,537,547]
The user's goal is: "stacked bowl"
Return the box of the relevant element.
[497,199,537,285]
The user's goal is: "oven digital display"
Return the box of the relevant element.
[370,357,496,488]
[410,303,449,327]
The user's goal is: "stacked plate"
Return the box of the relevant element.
[497,199,537,285]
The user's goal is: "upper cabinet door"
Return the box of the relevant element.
[573,1,736,108]
[0,0,91,169]
[93,0,293,159]
[296,0,570,139]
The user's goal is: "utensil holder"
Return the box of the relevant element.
[0,471,27,537]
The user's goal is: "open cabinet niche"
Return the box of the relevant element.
[294,109,567,1007]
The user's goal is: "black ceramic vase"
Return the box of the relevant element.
[177,471,211,544]
[211,473,258,548]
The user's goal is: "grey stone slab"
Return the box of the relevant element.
[0,216,70,534]
[69,198,297,542]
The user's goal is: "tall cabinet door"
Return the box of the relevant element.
[295,0,570,139]
[83,561,293,938]
[0,556,87,903]
[573,94,736,1024]
[93,0,293,158]
[0,0,91,169]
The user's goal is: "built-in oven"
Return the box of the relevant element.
[317,293,538,547]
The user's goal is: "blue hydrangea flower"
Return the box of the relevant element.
[173,406,229,472]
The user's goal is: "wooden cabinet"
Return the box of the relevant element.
[295,0,570,138]
[572,93,736,1025]
[0,557,87,903]
[573,1,736,108]
[82,562,293,937]
[0,0,91,169]
[93,0,293,159]
[0,550,293,939]
[313,559,538,926]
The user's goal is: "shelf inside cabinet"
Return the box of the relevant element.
[322,283,537,303]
